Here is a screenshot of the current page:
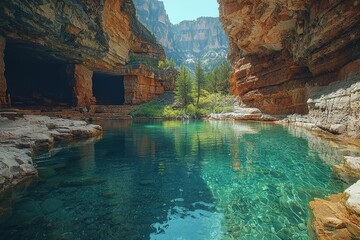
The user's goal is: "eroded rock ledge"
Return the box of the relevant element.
[218,0,360,139]
[0,115,102,190]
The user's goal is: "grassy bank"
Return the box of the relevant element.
[130,92,235,119]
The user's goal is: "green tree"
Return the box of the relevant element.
[158,58,176,69]
[217,61,232,94]
[206,71,219,93]
[167,58,176,68]
[175,65,192,106]
[194,59,205,106]
[205,61,232,94]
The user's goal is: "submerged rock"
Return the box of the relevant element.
[139,179,154,186]
[100,192,116,199]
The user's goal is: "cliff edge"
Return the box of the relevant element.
[218,0,360,139]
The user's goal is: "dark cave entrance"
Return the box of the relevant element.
[92,72,125,105]
[4,42,74,107]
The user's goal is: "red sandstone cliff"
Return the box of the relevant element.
[0,0,175,107]
[218,0,360,138]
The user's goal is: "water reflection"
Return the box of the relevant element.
[0,120,359,240]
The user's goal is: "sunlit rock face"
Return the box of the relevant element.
[218,0,360,138]
[0,0,169,107]
[309,191,360,240]
[133,0,175,52]
[0,0,164,70]
[133,0,229,71]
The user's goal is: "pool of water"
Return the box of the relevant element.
[0,120,358,240]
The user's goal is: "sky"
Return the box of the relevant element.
[159,0,220,24]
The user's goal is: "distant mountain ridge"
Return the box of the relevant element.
[133,0,229,71]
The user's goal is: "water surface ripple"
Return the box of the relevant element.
[0,120,358,240]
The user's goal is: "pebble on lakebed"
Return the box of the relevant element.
[0,115,102,190]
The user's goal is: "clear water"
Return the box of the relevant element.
[0,120,358,240]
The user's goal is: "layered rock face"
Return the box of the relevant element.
[0,0,173,107]
[133,0,176,52]
[133,0,229,71]
[218,0,360,138]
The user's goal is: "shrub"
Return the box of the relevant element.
[130,92,235,119]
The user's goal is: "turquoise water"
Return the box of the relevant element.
[0,120,356,240]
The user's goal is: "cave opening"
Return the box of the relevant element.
[92,72,125,105]
[4,42,74,107]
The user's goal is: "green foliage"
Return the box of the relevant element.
[130,92,175,117]
[186,104,196,115]
[130,100,164,117]
[205,61,232,94]
[194,59,205,106]
[204,93,234,113]
[130,92,185,118]
[130,91,235,119]
[130,61,235,119]
[175,65,193,106]
[163,106,185,118]
[158,58,176,69]
[189,92,235,117]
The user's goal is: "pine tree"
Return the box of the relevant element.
[175,65,192,107]
[194,59,205,106]
[218,61,232,94]
[205,61,232,94]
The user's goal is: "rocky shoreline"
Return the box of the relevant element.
[0,115,102,191]
[208,106,360,145]
[309,157,360,240]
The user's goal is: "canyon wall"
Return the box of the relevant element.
[133,0,176,53]
[133,0,229,71]
[0,0,174,107]
[173,17,229,71]
[218,0,360,138]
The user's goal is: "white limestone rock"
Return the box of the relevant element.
[344,156,360,172]
[344,180,360,215]
[0,115,102,189]
[334,156,360,182]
